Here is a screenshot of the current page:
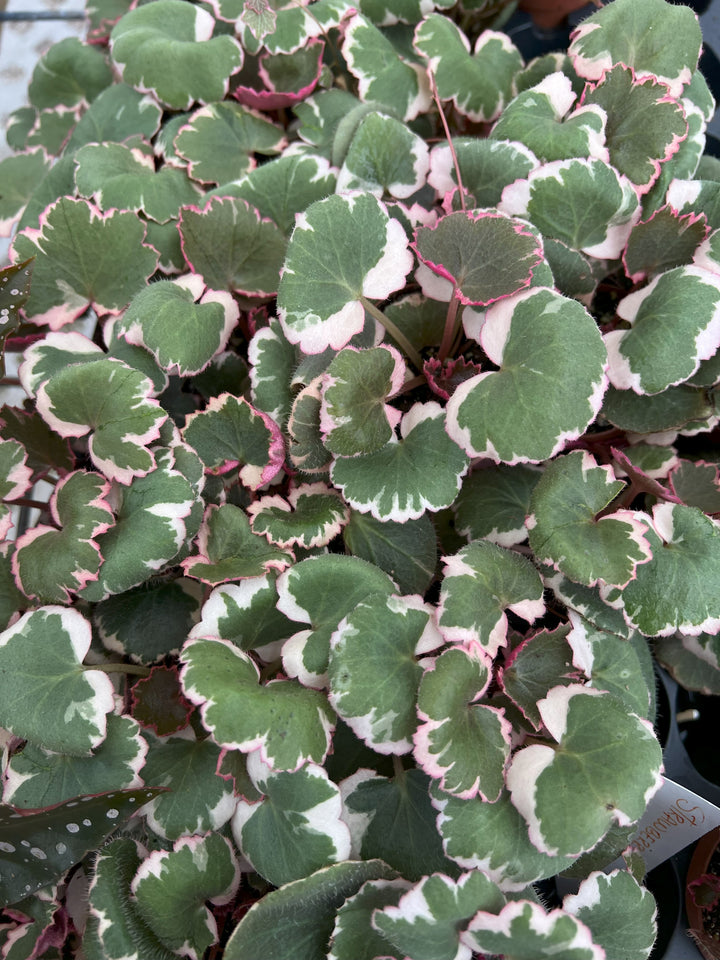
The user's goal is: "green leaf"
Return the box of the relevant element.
[0,404,73,480]
[65,84,163,151]
[224,860,396,960]
[130,664,194,736]
[463,900,603,960]
[132,833,240,960]
[337,111,429,198]
[501,625,580,729]
[563,870,657,960]
[669,458,720,512]
[414,15,522,122]
[414,645,511,800]
[248,320,296,426]
[428,137,537,209]
[331,402,469,522]
[413,209,543,306]
[437,540,545,657]
[446,287,607,464]
[181,636,335,770]
[277,192,412,353]
[248,483,349,549]
[655,633,720,695]
[1,789,159,908]
[343,510,437,595]
[231,753,350,885]
[0,438,33,540]
[453,463,540,547]
[13,471,114,604]
[0,260,33,378]
[328,593,442,754]
[28,37,112,110]
[11,199,159,328]
[110,0,243,110]
[329,878,409,960]
[601,382,713,434]
[288,379,331,475]
[623,205,708,283]
[507,686,662,856]
[0,607,114,756]
[0,150,53,235]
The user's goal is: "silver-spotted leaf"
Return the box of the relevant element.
[0,438,33,540]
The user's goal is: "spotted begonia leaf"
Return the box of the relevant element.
[0,607,114,755]
[623,205,708,283]
[462,900,603,960]
[175,101,285,185]
[0,260,33,378]
[569,0,701,99]
[35,358,165,485]
[337,112,429,199]
[3,714,146,809]
[248,484,349,549]
[1,789,159,908]
[182,393,284,490]
[328,593,442,754]
[328,878,409,960]
[139,731,236,840]
[0,439,33,541]
[110,0,243,110]
[452,464,540,547]
[563,869,657,960]
[603,503,720,636]
[341,768,458,881]
[342,14,430,122]
[604,266,720,395]
[181,637,335,770]
[414,16,522,123]
[417,211,543,307]
[414,645,511,801]
[437,540,545,657]
[116,276,238,377]
[132,833,240,960]
[320,345,405,456]
[12,471,114,604]
[428,138,537,209]
[277,192,412,354]
[507,686,662,857]
[581,65,687,193]
[11,199,159,328]
[331,403,469,523]
[500,158,639,259]
[431,785,577,891]
[28,37,112,111]
[181,503,293,585]
[79,446,197,602]
[277,554,395,687]
[527,451,651,589]
[446,288,607,464]
[65,84,163,150]
[224,860,395,960]
[500,625,581,729]
[0,151,53,236]
[232,753,350,886]
[374,871,506,960]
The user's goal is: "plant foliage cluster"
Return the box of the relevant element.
[0,0,719,955]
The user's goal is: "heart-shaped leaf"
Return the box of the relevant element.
[428,137,537,209]
[623,205,708,283]
[65,83,163,151]
[28,37,112,110]
[343,510,437,596]
[337,111,430,199]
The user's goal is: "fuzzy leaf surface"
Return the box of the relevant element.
[337,111,429,199]
[500,625,580,729]
[190,574,295,653]
[462,900,603,960]
[248,483,349,549]
[563,870,657,960]
[453,464,540,547]
[328,878,409,960]
[343,511,437,595]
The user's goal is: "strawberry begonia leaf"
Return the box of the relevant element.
[542,567,633,639]
[670,458,720,512]
[431,785,577,891]
[328,593,443,754]
[224,860,396,960]
[190,574,296,654]
[462,900,603,960]
[414,645,511,800]
[0,151,53,236]
[500,625,581,729]
[28,37,112,110]
[182,392,284,490]
[601,382,714,434]
[414,16,522,123]
[655,634,720,695]
[413,210,543,306]
[337,112,429,199]
[79,446,197,601]
[569,0,701,99]
[624,205,708,283]
[0,789,159,908]
[35,358,166,485]
[321,345,405,456]
[3,714,146,809]
[235,0,352,57]
[452,463,540,547]
[563,869,657,960]
[232,753,350,886]
[179,196,286,296]
[19,332,104,399]
[603,503,720,636]
[527,450,651,588]
[437,540,545,657]
[331,403,469,523]
[277,192,413,354]
[248,483,349,549]
[110,0,243,111]
[446,287,607,464]
[343,511,437,595]
[181,503,293,585]
[373,871,506,960]
[0,887,65,960]
[604,266,720,395]
[65,84,163,151]
[341,768,458,881]
[116,276,238,377]
[139,731,236,840]
[248,321,296,425]
[131,833,240,960]
[428,138,537,209]
[0,545,26,631]
[12,470,114,603]
[233,43,326,112]
[288,379,331,475]
[131,665,194,735]
[507,686,662,857]
[328,878,409,960]
[11,199,159,328]
[0,607,114,756]
[175,101,285,185]
[278,554,395,687]
[181,636,335,770]
[0,439,33,540]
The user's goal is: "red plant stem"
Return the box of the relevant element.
[438,292,460,362]
[428,71,466,213]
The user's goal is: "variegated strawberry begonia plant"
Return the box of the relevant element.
[0,0,719,955]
